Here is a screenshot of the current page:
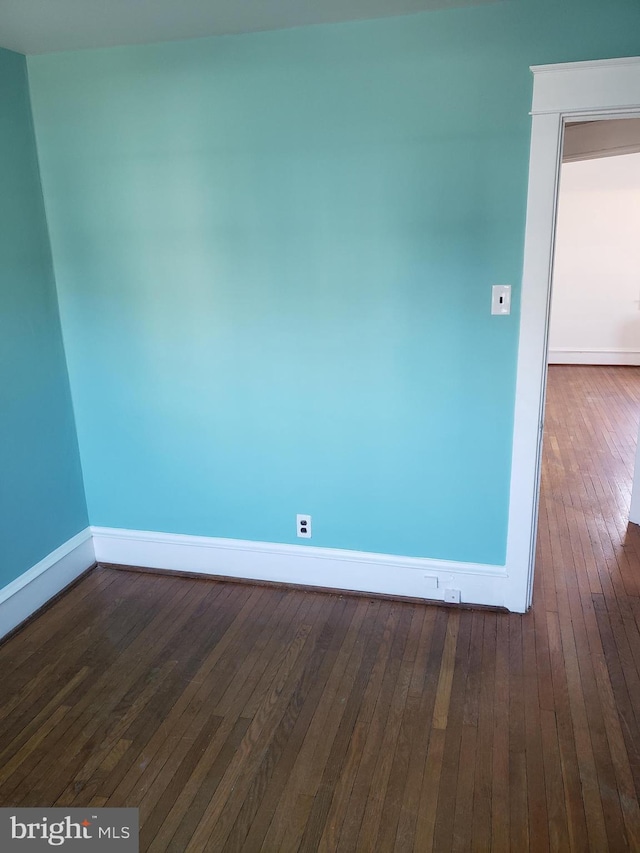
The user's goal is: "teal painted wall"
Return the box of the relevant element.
[27,0,640,565]
[0,48,88,589]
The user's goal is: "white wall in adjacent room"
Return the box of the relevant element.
[548,152,640,365]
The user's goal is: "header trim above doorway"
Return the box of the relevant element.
[530,55,640,115]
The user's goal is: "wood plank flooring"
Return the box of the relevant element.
[3,365,640,850]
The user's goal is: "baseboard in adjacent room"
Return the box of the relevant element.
[0,528,96,641]
[91,526,515,610]
[548,348,640,366]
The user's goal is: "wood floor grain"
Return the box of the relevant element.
[3,364,640,850]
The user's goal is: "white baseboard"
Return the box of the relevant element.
[0,528,96,641]
[91,527,517,610]
[548,348,640,366]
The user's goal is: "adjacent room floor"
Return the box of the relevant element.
[2,365,640,851]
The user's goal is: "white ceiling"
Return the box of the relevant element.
[0,0,499,55]
[564,119,640,162]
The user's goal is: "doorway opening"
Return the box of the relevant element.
[539,118,640,603]
[549,119,640,369]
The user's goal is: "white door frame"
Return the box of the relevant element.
[506,56,640,612]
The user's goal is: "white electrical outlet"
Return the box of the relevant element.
[297,514,312,539]
[444,588,461,604]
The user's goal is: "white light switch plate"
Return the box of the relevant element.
[491,284,511,315]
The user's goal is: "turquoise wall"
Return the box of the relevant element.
[27,0,640,566]
[0,48,88,589]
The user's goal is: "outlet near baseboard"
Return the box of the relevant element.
[297,514,312,539]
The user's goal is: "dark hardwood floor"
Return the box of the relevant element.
[3,365,640,850]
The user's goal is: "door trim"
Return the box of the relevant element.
[507,56,640,611]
